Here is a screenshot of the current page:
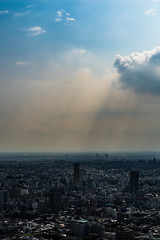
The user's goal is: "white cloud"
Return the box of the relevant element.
[14,10,30,16]
[0,10,9,14]
[25,26,46,36]
[25,5,34,9]
[114,47,160,95]
[55,18,62,22]
[55,9,75,23]
[57,10,64,17]
[66,17,75,22]
[145,8,156,16]
[70,48,86,55]
[16,61,27,65]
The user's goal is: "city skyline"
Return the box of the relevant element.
[1,0,160,152]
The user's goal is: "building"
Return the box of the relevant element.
[49,187,63,213]
[74,163,80,183]
[0,190,9,207]
[130,171,139,193]
[115,228,134,240]
[71,219,88,238]
[71,220,105,239]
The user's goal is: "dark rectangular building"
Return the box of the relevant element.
[74,163,80,183]
[130,171,139,193]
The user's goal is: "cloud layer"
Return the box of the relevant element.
[114,47,160,95]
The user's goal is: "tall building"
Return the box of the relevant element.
[71,220,88,238]
[3,190,9,203]
[49,187,62,213]
[130,171,139,193]
[0,190,9,207]
[0,191,4,207]
[74,163,80,183]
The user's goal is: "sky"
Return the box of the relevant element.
[1,0,160,152]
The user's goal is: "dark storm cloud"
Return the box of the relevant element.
[114,47,160,94]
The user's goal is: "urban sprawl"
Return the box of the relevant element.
[0,153,159,240]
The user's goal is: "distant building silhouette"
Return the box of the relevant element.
[74,163,80,183]
[130,171,139,193]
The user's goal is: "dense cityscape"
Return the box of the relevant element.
[0,153,160,239]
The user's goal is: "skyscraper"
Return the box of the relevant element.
[74,163,80,183]
[49,187,62,213]
[0,190,9,207]
[130,171,139,193]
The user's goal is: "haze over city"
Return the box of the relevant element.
[1,0,160,152]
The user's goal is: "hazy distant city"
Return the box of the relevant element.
[0,152,159,239]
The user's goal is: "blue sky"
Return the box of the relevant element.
[1,0,160,60]
[1,0,160,152]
